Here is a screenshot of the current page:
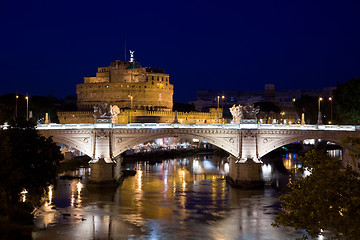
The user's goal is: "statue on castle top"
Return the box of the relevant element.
[129,50,135,63]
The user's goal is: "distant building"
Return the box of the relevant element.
[189,84,336,123]
[76,59,173,111]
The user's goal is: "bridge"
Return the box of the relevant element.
[37,123,360,187]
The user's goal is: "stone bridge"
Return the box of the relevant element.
[38,123,360,187]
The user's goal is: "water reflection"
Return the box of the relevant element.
[33,154,318,240]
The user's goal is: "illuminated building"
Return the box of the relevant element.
[58,56,223,124]
[76,59,173,111]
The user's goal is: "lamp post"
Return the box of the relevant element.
[280,111,285,124]
[217,96,220,109]
[25,95,29,121]
[317,97,323,125]
[221,95,225,109]
[329,97,333,124]
[128,94,133,123]
[129,95,133,109]
[15,94,18,119]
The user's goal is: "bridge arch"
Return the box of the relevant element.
[112,130,239,159]
[258,131,346,158]
[39,130,94,158]
[51,136,93,157]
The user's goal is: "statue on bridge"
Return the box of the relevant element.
[110,105,120,123]
[230,104,260,124]
[93,102,112,123]
[230,105,243,124]
[93,103,121,123]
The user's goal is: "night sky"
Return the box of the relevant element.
[1,0,359,103]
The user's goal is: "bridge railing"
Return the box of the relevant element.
[35,123,359,131]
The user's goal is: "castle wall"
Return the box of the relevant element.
[58,108,224,124]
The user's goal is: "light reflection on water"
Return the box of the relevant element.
[33,154,322,240]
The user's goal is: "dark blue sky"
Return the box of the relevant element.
[1,0,359,103]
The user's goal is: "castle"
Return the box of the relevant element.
[58,53,223,124]
[76,57,173,111]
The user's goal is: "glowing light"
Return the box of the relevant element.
[71,192,75,207]
[76,181,83,195]
[261,164,272,180]
[48,185,53,205]
[137,170,143,191]
[304,167,312,177]
[21,189,28,202]
[224,162,229,174]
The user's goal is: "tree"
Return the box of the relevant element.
[0,120,63,238]
[273,150,360,240]
[293,95,318,124]
[333,78,360,124]
[254,101,281,123]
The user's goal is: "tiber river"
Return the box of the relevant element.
[32,154,328,240]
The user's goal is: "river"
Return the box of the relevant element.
[32,154,324,240]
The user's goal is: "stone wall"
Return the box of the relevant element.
[58,108,224,124]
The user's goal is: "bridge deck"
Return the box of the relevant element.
[35,123,359,131]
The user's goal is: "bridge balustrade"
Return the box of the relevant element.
[35,123,359,131]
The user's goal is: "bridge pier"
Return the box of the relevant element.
[88,157,123,188]
[88,129,123,188]
[226,155,264,188]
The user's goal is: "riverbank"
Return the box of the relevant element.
[57,156,91,173]
[57,148,226,172]
[121,148,219,163]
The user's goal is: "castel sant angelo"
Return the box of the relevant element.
[58,51,222,124]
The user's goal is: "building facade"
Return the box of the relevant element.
[189,84,336,124]
[76,60,173,111]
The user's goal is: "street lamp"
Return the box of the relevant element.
[129,94,133,109]
[15,94,19,119]
[128,94,133,123]
[280,111,285,124]
[217,96,220,109]
[25,95,29,121]
[317,97,323,125]
[221,95,225,108]
[329,97,333,124]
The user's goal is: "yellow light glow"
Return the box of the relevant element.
[329,97,332,101]
[70,192,75,207]
[292,98,296,102]
[21,189,28,202]
[319,97,323,101]
[76,181,83,195]
[48,185,53,205]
